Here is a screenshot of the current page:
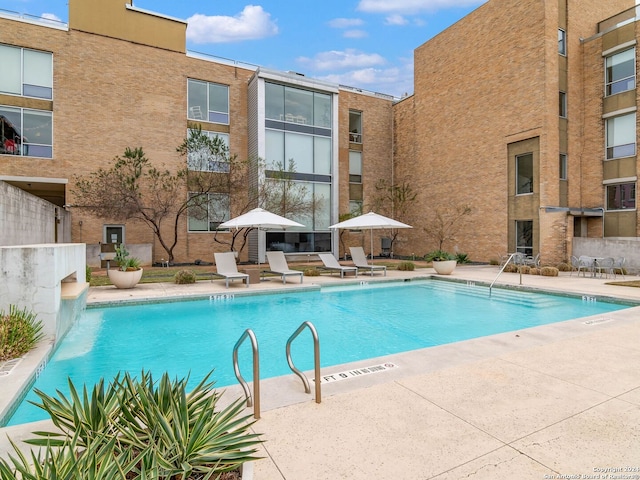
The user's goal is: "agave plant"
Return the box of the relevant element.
[24,370,262,479]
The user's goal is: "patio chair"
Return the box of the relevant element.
[569,255,580,276]
[594,257,615,279]
[577,255,595,277]
[213,252,250,288]
[349,246,386,276]
[318,253,358,278]
[524,253,540,268]
[613,257,626,279]
[264,251,303,284]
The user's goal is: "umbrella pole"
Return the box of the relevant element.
[370,229,374,262]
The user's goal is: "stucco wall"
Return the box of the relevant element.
[572,237,640,273]
[0,181,71,246]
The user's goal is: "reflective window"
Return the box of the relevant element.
[559,153,567,180]
[516,220,533,256]
[606,113,636,159]
[187,192,230,231]
[186,129,230,173]
[0,44,52,99]
[559,91,567,117]
[187,79,229,124]
[0,105,52,158]
[265,82,332,127]
[349,151,362,183]
[516,153,533,195]
[266,130,331,176]
[606,183,636,210]
[558,29,566,55]
[606,48,635,96]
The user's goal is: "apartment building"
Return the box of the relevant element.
[395,0,636,264]
[2,0,639,266]
[0,0,394,264]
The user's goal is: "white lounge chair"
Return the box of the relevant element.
[264,251,303,284]
[213,252,249,288]
[349,246,386,276]
[318,253,358,278]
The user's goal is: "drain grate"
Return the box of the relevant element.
[584,317,613,325]
[0,357,23,376]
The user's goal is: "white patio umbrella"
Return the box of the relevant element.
[329,211,412,260]
[219,208,305,265]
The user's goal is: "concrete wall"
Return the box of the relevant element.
[573,237,640,273]
[86,243,153,267]
[0,244,88,341]
[0,181,71,246]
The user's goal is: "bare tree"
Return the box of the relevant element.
[423,204,473,251]
[369,178,418,253]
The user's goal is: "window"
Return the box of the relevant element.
[0,105,53,158]
[606,48,635,96]
[516,153,533,194]
[187,79,229,124]
[0,44,52,99]
[516,220,533,256]
[349,200,363,216]
[606,183,636,210]
[265,82,331,128]
[349,111,362,143]
[186,129,230,172]
[558,29,566,56]
[187,192,230,231]
[349,151,362,183]
[265,130,332,176]
[559,91,567,117]
[559,153,567,180]
[606,113,636,159]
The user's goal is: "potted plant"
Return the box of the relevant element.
[107,243,143,288]
[425,250,457,275]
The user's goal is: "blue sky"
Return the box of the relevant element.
[1,0,486,98]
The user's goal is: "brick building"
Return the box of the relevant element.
[1,0,639,266]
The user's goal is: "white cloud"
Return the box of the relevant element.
[319,62,414,98]
[357,0,485,14]
[186,5,278,44]
[297,49,386,71]
[385,14,409,25]
[328,18,365,28]
[41,13,63,22]
[344,29,368,39]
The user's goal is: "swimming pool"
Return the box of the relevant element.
[6,279,631,425]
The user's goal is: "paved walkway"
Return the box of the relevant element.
[2,265,640,479]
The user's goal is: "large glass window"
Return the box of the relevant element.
[266,130,332,176]
[265,82,332,127]
[606,183,636,210]
[516,220,533,256]
[606,113,636,159]
[187,79,229,124]
[0,44,52,99]
[606,48,635,96]
[559,153,567,180]
[349,110,362,143]
[558,29,566,56]
[0,105,52,158]
[187,192,230,231]
[516,153,533,194]
[349,151,362,183]
[186,129,230,173]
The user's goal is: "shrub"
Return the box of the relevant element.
[455,253,470,264]
[489,258,500,266]
[13,370,263,479]
[0,305,45,361]
[519,265,531,274]
[529,267,540,275]
[397,261,415,271]
[174,269,197,284]
[85,265,92,283]
[503,263,518,273]
[541,266,559,276]
[556,262,572,272]
[425,250,456,262]
[304,268,320,276]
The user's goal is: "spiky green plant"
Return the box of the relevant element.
[26,370,262,479]
[0,305,44,361]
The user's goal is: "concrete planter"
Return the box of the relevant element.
[107,268,143,289]
[432,260,456,275]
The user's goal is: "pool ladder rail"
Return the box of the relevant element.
[489,252,523,297]
[232,321,321,420]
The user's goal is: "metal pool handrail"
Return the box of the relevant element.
[286,321,321,404]
[232,328,261,419]
[489,253,522,297]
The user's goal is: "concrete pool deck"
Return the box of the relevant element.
[1,264,640,478]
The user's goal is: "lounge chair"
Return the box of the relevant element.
[264,251,303,284]
[318,253,358,278]
[213,252,249,288]
[349,246,386,276]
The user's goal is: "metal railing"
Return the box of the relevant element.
[286,321,321,404]
[489,253,522,297]
[232,329,261,419]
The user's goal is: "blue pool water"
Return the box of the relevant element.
[6,280,630,425]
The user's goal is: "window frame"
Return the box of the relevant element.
[187,192,231,232]
[515,220,533,256]
[605,112,636,160]
[0,105,53,158]
[0,44,53,100]
[559,153,567,180]
[186,129,230,173]
[605,47,636,97]
[349,110,362,143]
[515,152,534,195]
[605,182,636,211]
[558,29,566,56]
[559,91,567,118]
[187,79,229,125]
